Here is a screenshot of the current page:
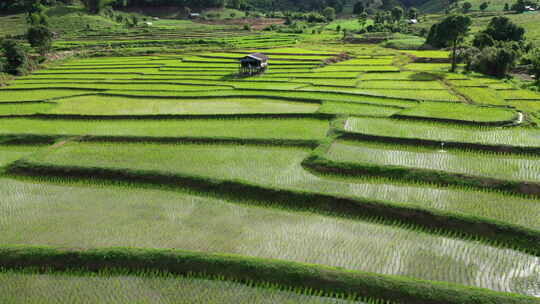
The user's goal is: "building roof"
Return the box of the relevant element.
[245,53,268,62]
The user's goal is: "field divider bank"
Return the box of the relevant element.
[0,245,537,304]
[336,130,540,154]
[6,159,540,257]
[303,145,540,197]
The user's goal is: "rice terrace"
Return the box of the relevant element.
[1,0,540,303]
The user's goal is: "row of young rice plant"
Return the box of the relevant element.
[18,142,540,231]
[0,102,56,116]
[324,140,540,184]
[318,101,402,117]
[357,80,447,90]
[1,176,539,296]
[0,118,330,141]
[299,86,463,102]
[0,269,362,304]
[343,116,540,148]
[358,71,439,81]
[497,89,540,101]
[395,101,518,123]
[103,89,419,108]
[334,59,394,66]
[0,89,96,103]
[452,87,507,106]
[0,145,43,167]
[7,83,235,92]
[43,95,321,116]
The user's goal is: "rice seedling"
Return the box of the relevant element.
[402,50,450,59]
[358,71,438,81]
[0,145,42,167]
[325,140,540,183]
[20,142,540,230]
[0,102,56,116]
[7,83,234,91]
[452,87,507,105]
[357,81,447,90]
[300,86,463,102]
[0,270,362,304]
[1,176,539,295]
[343,116,540,148]
[0,89,94,102]
[318,101,402,117]
[0,118,330,141]
[315,65,399,73]
[335,59,394,66]
[497,90,540,101]
[396,101,517,122]
[47,95,320,115]
[405,63,457,72]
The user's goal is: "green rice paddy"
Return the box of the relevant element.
[2,48,540,302]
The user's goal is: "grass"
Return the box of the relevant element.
[325,140,540,184]
[395,101,517,123]
[0,118,330,141]
[46,95,320,116]
[0,270,360,304]
[343,116,540,148]
[1,176,539,295]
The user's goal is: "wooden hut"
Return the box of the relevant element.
[239,53,268,75]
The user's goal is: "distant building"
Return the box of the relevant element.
[240,53,269,75]
[408,19,418,24]
[189,13,201,18]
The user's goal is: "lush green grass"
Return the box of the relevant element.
[343,116,540,148]
[18,142,540,231]
[0,118,330,141]
[1,176,539,295]
[396,101,517,123]
[0,270,359,304]
[325,140,540,183]
[45,95,320,116]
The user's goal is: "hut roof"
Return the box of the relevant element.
[245,53,268,62]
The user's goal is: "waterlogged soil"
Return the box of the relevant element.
[1,177,539,297]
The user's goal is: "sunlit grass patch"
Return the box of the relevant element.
[0,89,94,102]
[319,101,401,117]
[357,81,447,90]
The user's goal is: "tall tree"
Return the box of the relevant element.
[426,14,472,72]
[322,6,336,21]
[479,2,489,10]
[353,1,364,14]
[26,25,54,55]
[462,1,472,12]
[391,6,403,22]
[483,16,525,43]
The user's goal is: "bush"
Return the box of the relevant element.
[27,25,54,55]
[531,49,540,81]
[0,39,29,76]
[467,44,518,77]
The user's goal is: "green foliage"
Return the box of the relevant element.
[466,44,519,77]
[391,6,403,22]
[531,48,540,80]
[322,7,336,21]
[353,1,364,14]
[81,0,114,14]
[26,25,54,55]
[483,16,525,44]
[426,14,471,71]
[462,1,472,12]
[479,2,489,10]
[0,39,29,76]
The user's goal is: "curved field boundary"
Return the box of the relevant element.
[7,160,540,257]
[0,246,537,304]
[390,113,520,127]
[303,152,540,197]
[5,113,335,121]
[335,130,540,155]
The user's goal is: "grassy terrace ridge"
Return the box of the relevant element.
[7,142,540,256]
[0,246,538,304]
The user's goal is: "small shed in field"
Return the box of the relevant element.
[239,53,268,75]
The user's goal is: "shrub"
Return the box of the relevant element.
[322,7,336,21]
[467,44,518,77]
[0,39,29,75]
[27,25,54,55]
